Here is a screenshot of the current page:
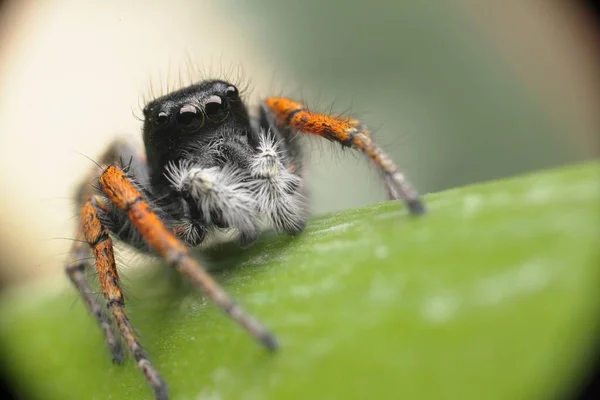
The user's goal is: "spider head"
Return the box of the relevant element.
[142,80,253,178]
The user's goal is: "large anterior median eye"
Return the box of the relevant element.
[204,95,229,122]
[176,105,203,132]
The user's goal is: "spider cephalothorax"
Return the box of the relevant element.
[65,79,425,400]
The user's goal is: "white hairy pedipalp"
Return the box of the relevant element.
[250,130,308,234]
[164,160,260,236]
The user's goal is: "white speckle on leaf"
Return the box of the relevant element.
[211,367,232,384]
[318,276,340,292]
[246,291,276,306]
[516,260,550,290]
[307,222,353,236]
[422,295,459,324]
[197,388,222,400]
[240,254,269,267]
[374,210,406,220]
[475,280,506,306]
[290,285,313,299]
[374,245,389,259]
[475,259,554,306]
[526,186,554,204]
[309,238,369,255]
[463,194,482,217]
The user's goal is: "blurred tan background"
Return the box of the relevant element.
[0,0,598,286]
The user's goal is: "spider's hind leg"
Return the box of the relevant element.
[262,98,426,215]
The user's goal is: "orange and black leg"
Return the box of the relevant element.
[65,232,124,363]
[65,138,147,363]
[263,98,426,215]
[80,197,168,400]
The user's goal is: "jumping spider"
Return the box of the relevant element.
[65,79,425,400]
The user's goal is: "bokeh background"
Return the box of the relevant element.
[0,0,598,288]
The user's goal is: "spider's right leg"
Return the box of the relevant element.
[65,232,124,363]
[80,196,168,400]
[64,138,145,363]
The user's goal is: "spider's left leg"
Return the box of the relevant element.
[262,98,426,215]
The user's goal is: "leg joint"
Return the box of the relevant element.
[107,298,125,308]
[65,262,86,274]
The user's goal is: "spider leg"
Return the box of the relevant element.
[263,98,426,215]
[65,231,124,363]
[98,165,277,349]
[65,138,144,364]
[81,197,168,400]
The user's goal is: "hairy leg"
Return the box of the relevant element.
[81,198,168,400]
[263,98,426,215]
[65,138,145,363]
[65,231,124,363]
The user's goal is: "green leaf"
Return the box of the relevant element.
[1,161,599,400]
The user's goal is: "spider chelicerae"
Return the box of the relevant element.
[65,79,426,400]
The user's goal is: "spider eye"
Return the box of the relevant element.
[176,105,203,131]
[225,85,238,98]
[204,95,229,122]
[156,111,169,125]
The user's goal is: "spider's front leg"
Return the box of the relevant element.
[80,196,168,399]
[262,98,426,215]
[65,138,145,364]
[98,166,277,349]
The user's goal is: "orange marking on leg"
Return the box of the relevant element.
[81,200,123,304]
[265,98,304,122]
[127,201,188,259]
[65,229,124,363]
[266,97,357,145]
[98,166,143,210]
[290,111,355,144]
[81,201,107,244]
[94,239,123,303]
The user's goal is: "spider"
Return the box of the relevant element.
[64,79,426,400]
